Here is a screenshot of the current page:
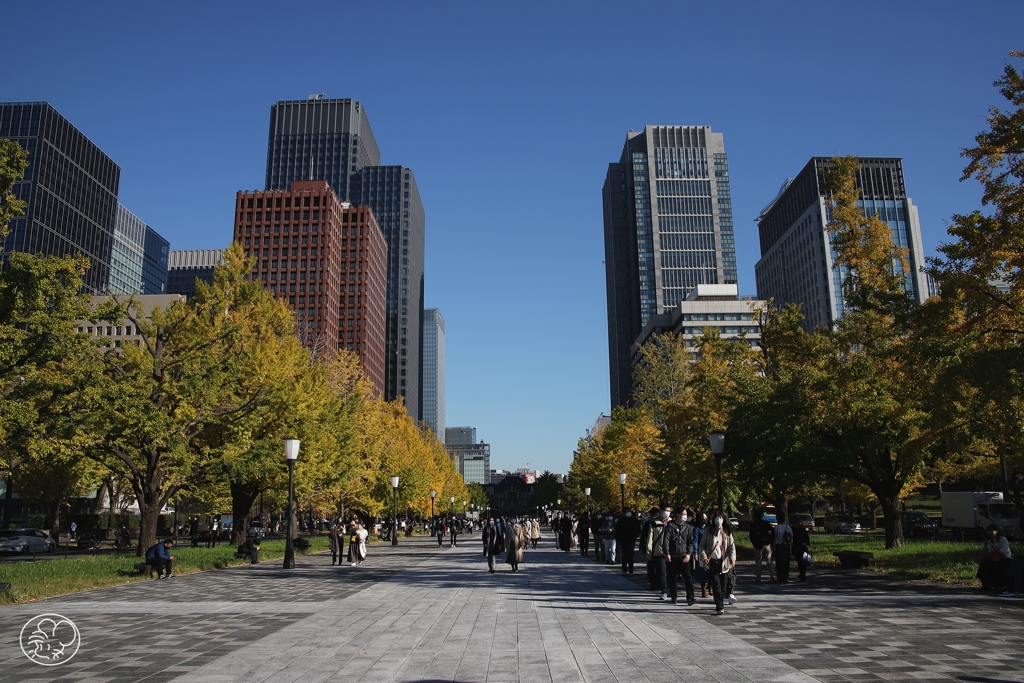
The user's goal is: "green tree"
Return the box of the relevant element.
[0,138,28,239]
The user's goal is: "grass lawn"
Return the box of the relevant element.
[0,536,330,605]
[734,533,1023,584]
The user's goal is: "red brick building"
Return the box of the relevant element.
[232,180,386,393]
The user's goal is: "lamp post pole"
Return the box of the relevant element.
[391,476,400,546]
[584,487,591,515]
[710,432,725,512]
[430,488,436,522]
[450,496,455,516]
[567,494,573,513]
[173,497,179,544]
[618,473,627,513]
[283,438,300,569]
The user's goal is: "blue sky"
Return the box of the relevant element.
[6,2,1022,474]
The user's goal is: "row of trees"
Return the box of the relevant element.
[0,142,469,555]
[566,52,1024,548]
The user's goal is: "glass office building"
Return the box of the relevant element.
[167,249,223,298]
[445,427,490,485]
[754,157,929,332]
[422,308,445,441]
[0,102,120,294]
[109,204,168,294]
[603,125,736,408]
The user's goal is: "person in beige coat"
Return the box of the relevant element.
[506,520,527,572]
[529,517,541,549]
[698,515,736,615]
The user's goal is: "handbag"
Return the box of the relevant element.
[802,551,813,566]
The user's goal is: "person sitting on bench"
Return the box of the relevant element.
[145,539,175,579]
[238,538,260,564]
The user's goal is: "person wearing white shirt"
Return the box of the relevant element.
[773,519,794,583]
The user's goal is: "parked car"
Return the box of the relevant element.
[790,513,815,530]
[246,522,268,538]
[823,515,862,534]
[0,528,57,554]
[728,517,740,529]
[901,510,938,537]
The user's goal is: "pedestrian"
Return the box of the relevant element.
[977,524,1013,593]
[145,539,175,579]
[189,517,198,548]
[773,515,794,583]
[208,517,219,548]
[592,514,604,562]
[450,517,459,548]
[640,508,661,588]
[560,514,572,553]
[750,512,777,583]
[693,513,708,597]
[350,523,368,565]
[69,521,77,541]
[792,517,811,582]
[330,519,344,565]
[615,508,642,575]
[435,518,445,547]
[483,517,502,573]
[578,513,590,557]
[647,507,670,599]
[601,513,617,564]
[530,516,541,549]
[506,518,526,572]
[698,514,735,615]
[663,508,696,605]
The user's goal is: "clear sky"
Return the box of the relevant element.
[6,2,1023,475]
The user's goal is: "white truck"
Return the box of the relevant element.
[941,491,1020,538]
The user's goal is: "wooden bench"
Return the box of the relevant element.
[133,562,155,577]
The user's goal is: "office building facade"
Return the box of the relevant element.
[110,204,168,295]
[167,249,223,298]
[603,125,737,408]
[445,427,490,485]
[754,157,929,332]
[265,98,425,419]
[232,180,387,392]
[422,308,445,441]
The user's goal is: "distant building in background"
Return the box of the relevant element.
[264,97,426,420]
[232,180,387,393]
[515,468,540,484]
[78,294,185,347]
[588,413,611,438]
[604,125,737,409]
[421,308,445,441]
[0,101,168,295]
[754,157,929,332]
[109,204,168,294]
[632,284,763,359]
[490,469,510,484]
[445,427,490,485]
[167,249,223,298]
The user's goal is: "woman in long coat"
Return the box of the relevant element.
[483,518,503,573]
[350,523,368,566]
[529,517,541,549]
[506,519,527,572]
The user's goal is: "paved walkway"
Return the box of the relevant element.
[0,535,1021,682]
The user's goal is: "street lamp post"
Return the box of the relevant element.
[567,494,573,513]
[430,488,436,521]
[709,431,725,512]
[618,473,627,512]
[283,438,300,569]
[584,487,591,514]
[449,495,455,515]
[391,476,400,546]
[173,497,179,544]
[462,500,467,515]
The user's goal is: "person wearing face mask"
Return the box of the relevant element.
[592,514,604,562]
[640,507,660,589]
[614,508,642,575]
[483,517,502,573]
[662,509,696,605]
[644,506,670,599]
[698,514,736,615]
[601,513,617,564]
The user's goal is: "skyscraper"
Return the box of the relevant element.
[265,97,426,419]
[445,427,490,485]
[754,157,930,332]
[0,102,170,296]
[232,180,387,392]
[603,125,736,408]
[421,308,445,441]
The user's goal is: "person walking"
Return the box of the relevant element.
[530,517,541,549]
[601,513,617,564]
[483,518,502,573]
[450,517,459,548]
[647,507,670,599]
[435,518,446,548]
[693,513,709,598]
[592,514,604,562]
[663,508,696,605]
[615,509,642,575]
[506,519,526,572]
[330,519,344,565]
[189,517,199,548]
[69,521,77,541]
[578,513,591,557]
[773,515,794,583]
[750,512,777,583]
[792,517,811,582]
[559,514,572,553]
[350,522,368,565]
[698,514,736,615]
[208,517,219,548]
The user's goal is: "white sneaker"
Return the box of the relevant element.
[660,593,669,601]
[728,594,736,605]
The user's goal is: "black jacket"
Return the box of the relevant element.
[615,515,641,544]
[661,520,695,557]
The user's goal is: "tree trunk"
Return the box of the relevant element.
[2,475,11,529]
[870,504,879,530]
[229,480,259,546]
[136,488,162,557]
[50,500,61,541]
[879,491,905,549]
